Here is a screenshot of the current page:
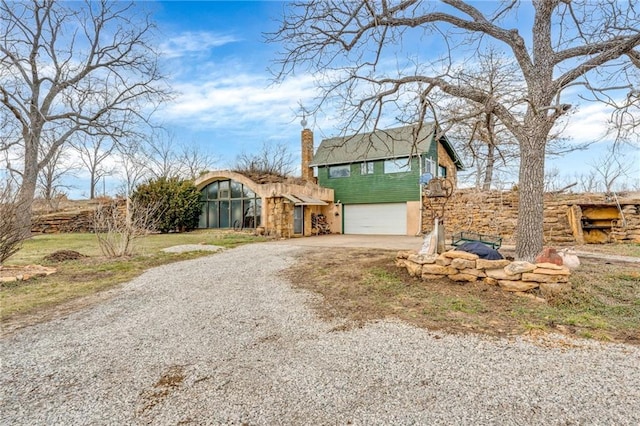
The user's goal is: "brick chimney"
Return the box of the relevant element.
[301,126,314,182]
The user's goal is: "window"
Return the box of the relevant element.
[360,161,374,175]
[423,158,436,176]
[329,165,350,178]
[200,179,261,229]
[384,158,411,174]
[438,165,447,178]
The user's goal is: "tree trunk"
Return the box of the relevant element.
[90,168,96,199]
[482,142,495,191]
[17,136,39,237]
[515,136,546,262]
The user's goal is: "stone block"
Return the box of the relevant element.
[451,258,476,270]
[435,255,452,266]
[459,268,486,278]
[486,269,521,280]
[540,282,572,298]
[504,261,536,275]
[422,264,458,275]
[421,274,446,281]
[394,259,406,268]
[535,262,564,270]
[521,273,569,283]
[498,280,539,292]
[405,261,423,277]
[476,259,511,270]
[533,267,571,276]
[443,250,479,261]
[483,277,499,286]
[396,250,414,260]
[449,273,479,282]
[408,254,438,265]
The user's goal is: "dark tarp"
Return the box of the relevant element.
[455,241,504,260]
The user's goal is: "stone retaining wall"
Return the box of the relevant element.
[422,189,640,245]
[396,250,572,300]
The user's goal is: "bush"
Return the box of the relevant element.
[131,177,201,233]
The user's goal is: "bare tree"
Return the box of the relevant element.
[176,142,217,181]
[1,0,169,233]
[234,141,295,177]
[93,198,159,257]
[0,179,26,264]
[270,1,640,260]
[71,135,116,199]
[588,145,635,193]
[114,141,150,197]
[36,142,77,211]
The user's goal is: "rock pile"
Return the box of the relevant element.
[396,249,573,299]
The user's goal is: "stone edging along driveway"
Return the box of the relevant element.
[1,242,639,425]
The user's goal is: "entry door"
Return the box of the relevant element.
[293,205,304,234]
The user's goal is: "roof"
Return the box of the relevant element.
[311,123,463,170]
[310,124,435,167]
[281,193,328,206]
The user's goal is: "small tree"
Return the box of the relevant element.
[131,177,201,233]
[0,180,26,264]
[93,198,158,258]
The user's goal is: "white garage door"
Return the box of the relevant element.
[344,203,407,235]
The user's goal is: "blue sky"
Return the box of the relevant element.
[88,1,638,195]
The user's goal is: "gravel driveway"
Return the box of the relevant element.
[1,242,639,425]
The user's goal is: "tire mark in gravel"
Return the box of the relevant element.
[136,365,186,416]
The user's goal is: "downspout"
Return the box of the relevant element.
[416,153,424,236]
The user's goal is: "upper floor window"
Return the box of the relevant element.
[384,158,411,174]
[439,165,448,178]
[423,158,436,176]
[329,164,351,178]
[360,161,374,175]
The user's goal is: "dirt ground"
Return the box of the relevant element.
[284,247,640,345]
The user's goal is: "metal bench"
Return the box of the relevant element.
[451,231,502,250]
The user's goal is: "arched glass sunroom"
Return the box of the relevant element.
[199,179,261,229]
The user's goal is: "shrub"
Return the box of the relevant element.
[131,177,201,233]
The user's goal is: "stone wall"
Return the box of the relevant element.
[396,249,572,300]
[422,189,640,245]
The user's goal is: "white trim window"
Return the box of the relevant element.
[328,164,351,178]
[360,161,374,175]
[384,158,411,174]
[423,158,436,176]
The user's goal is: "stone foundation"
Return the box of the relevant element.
[396,250,572,300]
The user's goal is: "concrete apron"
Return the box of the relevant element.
[272,234,424,251]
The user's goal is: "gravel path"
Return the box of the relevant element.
[1,242,639,425]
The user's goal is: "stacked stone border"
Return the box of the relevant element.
[396,250,572,300]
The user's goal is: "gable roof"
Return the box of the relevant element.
[311,124,435,167]
[311,123,463,170]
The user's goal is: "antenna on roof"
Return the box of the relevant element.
[299,101,309,129]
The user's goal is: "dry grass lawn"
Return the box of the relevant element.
[285,247,640,345]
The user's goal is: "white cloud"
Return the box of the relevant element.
[159,31,240,59]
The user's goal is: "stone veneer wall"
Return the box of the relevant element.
[396,250,572,300]
[422,189,640,244]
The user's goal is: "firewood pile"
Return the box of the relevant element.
[312,213,331,235]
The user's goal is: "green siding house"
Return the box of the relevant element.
[310,124,463,235]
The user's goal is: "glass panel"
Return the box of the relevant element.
[207,181,218,200]
[255,198,262,226]
[208,202,219,228]
[200,189,207,201]
[243,185,255,198]
[199,202,207,228]
[219,200,230,228]
[424,158,436,176]
[219,180,230,199]
[293,205,303,234]
[230,180,243,198]
[384,158,411,174]
[231,200,243,228]
[243,200,256,228]
[439,165,447,178]
[360,162,374,175]
[329,165,350,178]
